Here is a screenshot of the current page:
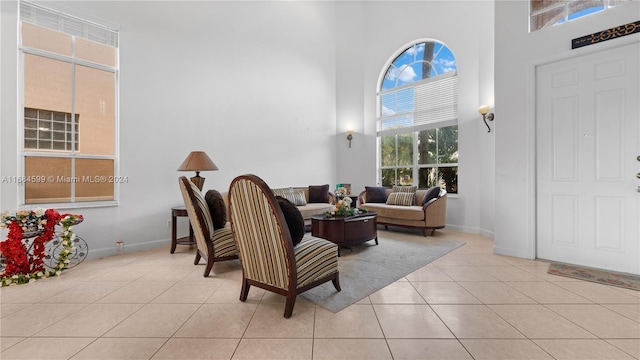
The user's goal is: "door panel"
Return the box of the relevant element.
[536,42,639,275]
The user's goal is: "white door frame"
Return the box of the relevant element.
[525,36,640,260]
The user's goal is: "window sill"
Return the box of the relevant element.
[19,200,118,210]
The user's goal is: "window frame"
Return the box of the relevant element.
[18,2,120,208]
[376,39,458,193]
[530,0,629,32]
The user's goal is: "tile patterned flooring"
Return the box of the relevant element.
[1,229,638,359]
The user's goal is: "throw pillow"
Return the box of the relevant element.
[386,192,414,206]
[392,185,417,194]
[422,186,442,206]
[275,196,305,246]
[283,191,307,206]
[272,187,293,198]
[308,184,329,203]
[204,189,227,230]
[365,186,388,203]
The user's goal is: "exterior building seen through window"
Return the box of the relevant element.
[24,108,79,152]
[19,1,118,205]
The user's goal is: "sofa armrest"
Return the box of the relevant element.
[358,190,366,205]
[423,193,447,227]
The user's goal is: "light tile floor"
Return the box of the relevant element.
[1,229,638,360]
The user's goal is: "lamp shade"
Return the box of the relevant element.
[177,151,218,172]
[478,105,491,115]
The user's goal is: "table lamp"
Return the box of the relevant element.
[177,151,218,190]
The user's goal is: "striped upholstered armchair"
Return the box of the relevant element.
[178,176,238,277]
[228,174,341,318]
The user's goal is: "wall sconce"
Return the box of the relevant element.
[346,130,354,148]
[478,105,494,133]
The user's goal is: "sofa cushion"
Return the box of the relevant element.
[272,187,292,197]
[205,189,227,230]
[422,186,441,206]
[386,192,414,206]
[308,184,329,203]
[298,203,335,220]
[359,203,425,221]
[276,196,305,246]
[392,185,417,194]
[365,186,388,203]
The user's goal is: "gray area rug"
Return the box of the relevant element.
[302,234,465,313]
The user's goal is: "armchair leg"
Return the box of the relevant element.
[332,275,341,292]
[203,258,214,277]
[431,228,436,236]
[194,252,201,265]
[284,294,297,318]
[240,278,250,301]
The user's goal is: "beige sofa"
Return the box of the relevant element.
[223,186,335,225]
[358,187,447,236]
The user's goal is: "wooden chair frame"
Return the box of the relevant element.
[228,174,340,318]
[179,176,238,277]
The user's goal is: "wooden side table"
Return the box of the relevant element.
[171,206,195,253]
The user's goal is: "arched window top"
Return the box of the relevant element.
[381,41,456,91]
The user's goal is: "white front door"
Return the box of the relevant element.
[536,42,640,275]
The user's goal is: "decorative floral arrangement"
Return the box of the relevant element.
[324,197,366,218]
[0,209,83,286]
[335,186,349,199]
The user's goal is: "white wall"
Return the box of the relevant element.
[335,1,496,236]
[1,0,338,257]
[494,0,640,258]
[1,0,497,258]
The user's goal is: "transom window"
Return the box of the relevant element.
[530,0,630,32]
[377,41,458,193]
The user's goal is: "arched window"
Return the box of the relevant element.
[530,0,630,32]
[377,40,458,193]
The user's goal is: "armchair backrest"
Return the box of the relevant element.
[178,176,214,256]
[228,174,296,291]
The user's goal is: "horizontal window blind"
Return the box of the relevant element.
[20,1,118,47]
[377,72,457,136]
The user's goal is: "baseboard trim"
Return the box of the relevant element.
[87,238,171,260]
[445,224,495,239]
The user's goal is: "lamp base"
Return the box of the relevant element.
[190,175,205,191]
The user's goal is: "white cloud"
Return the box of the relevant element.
[381,106,396,116]
[434,58,456,67]
[405,43,425,56]
[397,65,417,82]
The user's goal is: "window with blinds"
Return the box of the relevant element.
[378,73,458,136]
[19,1,119,206]
[377,41,458,193]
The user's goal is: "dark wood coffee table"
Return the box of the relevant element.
[311,212,378,256]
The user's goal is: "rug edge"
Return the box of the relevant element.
[547,262,640,291]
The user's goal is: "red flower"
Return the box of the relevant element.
[1,208,71,278]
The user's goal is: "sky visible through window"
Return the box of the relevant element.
[379,41,456,131]
[381,42,456,91]
[556,5,604,25]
